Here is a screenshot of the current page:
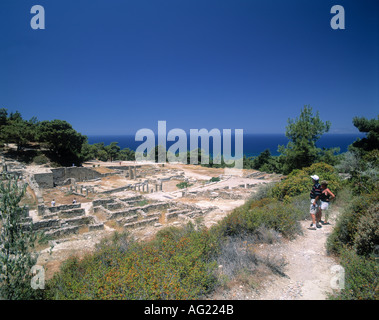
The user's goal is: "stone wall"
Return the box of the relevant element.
[24,203,104,239]
[34,172,54,188]
[33,167,104,189]
[52,167,103,185]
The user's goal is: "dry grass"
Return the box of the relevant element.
[104,220,124,232]
[78,225,89,235]
[92,166,115,174]
[215,231,287,292]
[161,179,182,192]
[42,188,92,206]
[159,211,166,224]
[19,185,38,210]
[98,175,128,189]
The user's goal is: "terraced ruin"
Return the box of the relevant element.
[1,155,282,279]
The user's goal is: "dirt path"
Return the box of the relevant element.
[212,208,340,300]
[254,215,339,300]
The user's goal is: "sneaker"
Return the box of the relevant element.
[309,224,317,230]
[316,222,322,228]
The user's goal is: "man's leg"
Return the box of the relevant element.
[316,207,322,223]
[311,213,316,228]
[310,201,317,229]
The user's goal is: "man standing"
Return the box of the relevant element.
[309,175,322,230]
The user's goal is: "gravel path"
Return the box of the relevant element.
[210,208,340,300]
[254,216,338,300]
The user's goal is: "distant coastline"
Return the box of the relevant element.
[87,133,366,158]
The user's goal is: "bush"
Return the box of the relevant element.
[353,203,379,257]
[249,182,275,201]
[336,150,379,194]
[216,234,258,280]
[0,175,43,300]
[33,154,49,165]
[46,223,219,300]
[216,197,303,239]
[176,182,192,189]
[327,190,379,255]
[271,162,342,201]
[287,192,312,221]
[329,247,378,300]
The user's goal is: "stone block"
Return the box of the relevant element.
[45,226,79,238]
[88,223,104,231]
[58,208,85,219]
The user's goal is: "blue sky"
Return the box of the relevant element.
[0,0,378,135]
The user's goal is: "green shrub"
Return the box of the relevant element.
[353,203,379,257]
[216,198,303,239]
[46,224,218,300]
[327,190,379,255]
[33,154,49,165]
[271,162,342,201]
[136,199,149,206]
[176,182,192,189]
[249,182,275,201]
[0,175,44,300]
[329,247,378,300]
[287,192,312,221]
[247,200,303,239]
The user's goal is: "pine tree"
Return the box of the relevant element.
[278,105,331,174]
[0,174,40,299]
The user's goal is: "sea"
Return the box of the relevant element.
[87,133,365,158]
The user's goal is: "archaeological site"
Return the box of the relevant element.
[1,155,282,279]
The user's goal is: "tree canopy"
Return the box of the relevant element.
[38,119,87,166]
[278,105,331,174]
[351,115,379,153]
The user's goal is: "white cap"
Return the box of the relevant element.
[311,175,319,180]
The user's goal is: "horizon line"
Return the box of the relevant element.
[85,131,365,136]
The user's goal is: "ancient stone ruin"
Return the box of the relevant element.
[0,156,281,256]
